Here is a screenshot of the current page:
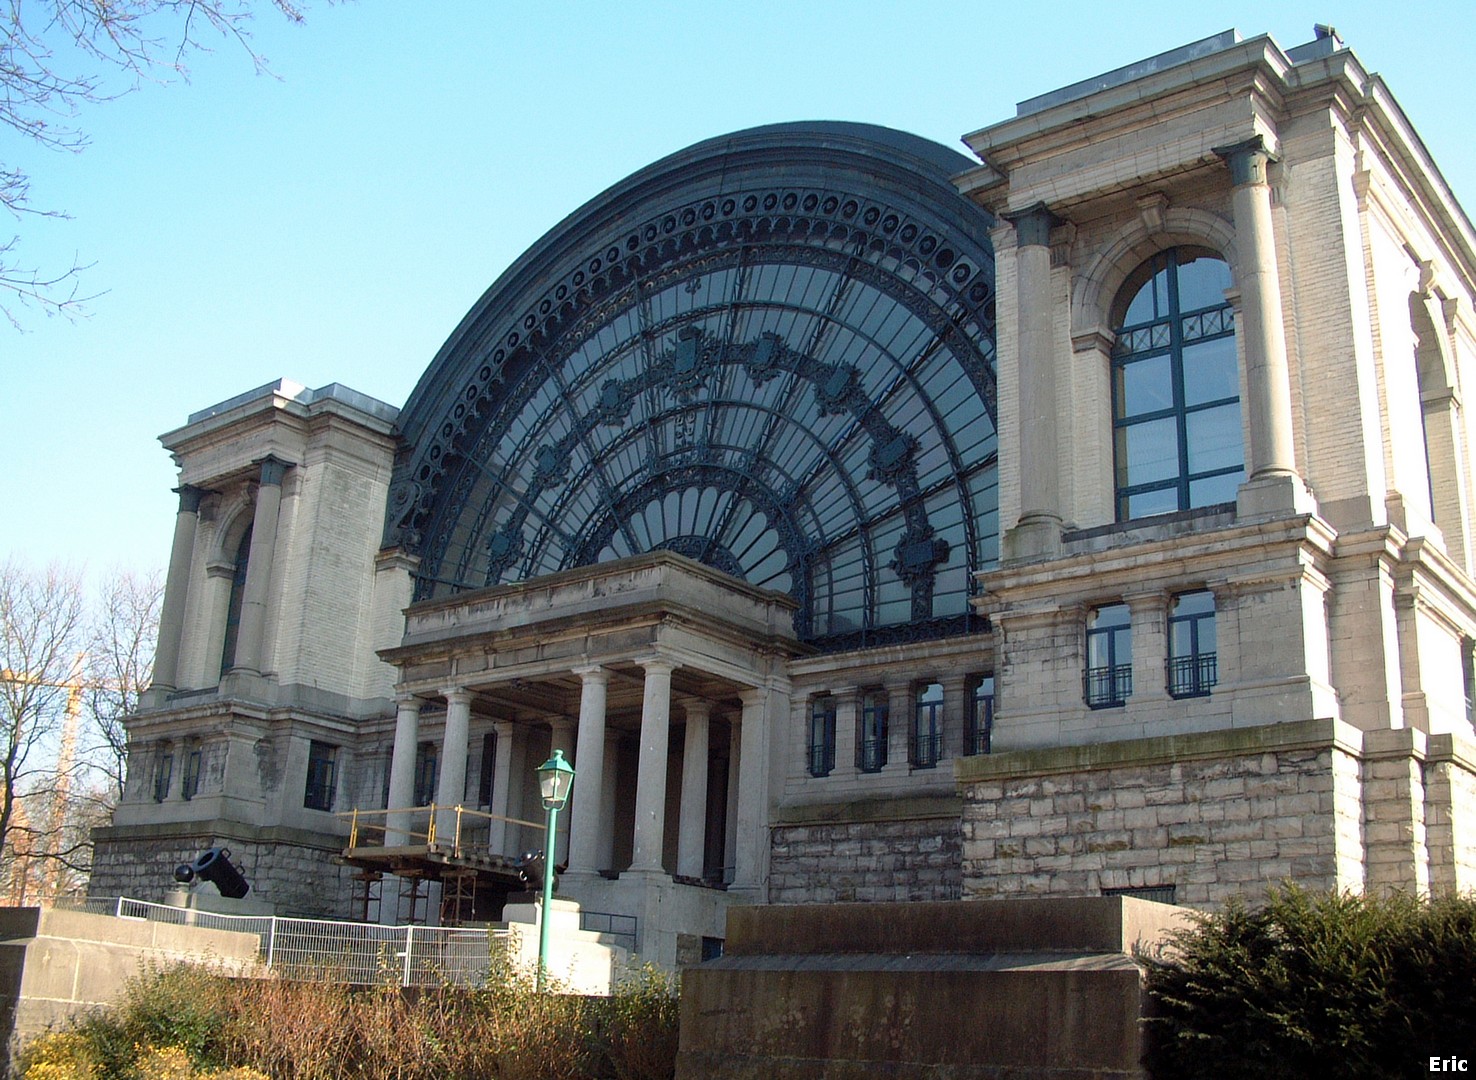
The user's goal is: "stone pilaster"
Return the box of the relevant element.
[149,485,206,699]
[678,700,712,878]
[230,456,293,676]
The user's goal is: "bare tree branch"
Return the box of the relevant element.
[1,0,318,325]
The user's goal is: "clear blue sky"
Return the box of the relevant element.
[4,1,1473,586]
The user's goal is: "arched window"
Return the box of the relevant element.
[1111,248,1242,520]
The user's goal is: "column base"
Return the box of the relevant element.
[1002,515,1063,562]
[1237,472,1317,521]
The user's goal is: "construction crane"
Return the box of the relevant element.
[0,653,125,903]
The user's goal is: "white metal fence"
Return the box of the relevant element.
[62,897,508,988]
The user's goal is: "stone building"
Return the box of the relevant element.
[91,28,1476,964]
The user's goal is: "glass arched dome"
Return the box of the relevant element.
[386,123,999,650]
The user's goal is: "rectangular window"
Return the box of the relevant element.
[857,689,888,773]
[968,675,995,755]
[304,741,338,811]
[414,742,438,805]
[181,749,202,801]
[152,748,173,803]
[1464,637,1475,729]
[808,696,836,778]
[911,682,943,768]
[1167,590,1218,698]
[477,730,498,807]
[1085,604,1133,708]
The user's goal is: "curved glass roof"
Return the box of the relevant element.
[388,123,998,651]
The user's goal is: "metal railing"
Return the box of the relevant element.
[340,804,545,860]
[65,896,508,987]
[1084,664,1133,708]
[1166,652,1217,698]
[579,910,638,953]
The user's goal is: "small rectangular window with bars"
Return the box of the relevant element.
[304,741,338,812]
[968,675,995,755]
[857,689,888,773]
[911,682,944,768]
[808,696,836,778]
[1085,604,1133,708]
[1167,590,1217,698]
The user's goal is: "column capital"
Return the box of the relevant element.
[572,663,610,685]
[1212,135,1279,187]
[442,686,475,707]
[681,698,713,722]
[255,454,295,487]
[173,485,209,514]
[637,656,678,677]
[1001,201,1063,247]
[394,692,423,710]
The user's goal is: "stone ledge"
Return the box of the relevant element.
[954,717,1362,785]
[773,794,962,827]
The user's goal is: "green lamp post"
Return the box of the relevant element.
[534,748,575,992]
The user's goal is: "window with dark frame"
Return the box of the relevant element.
[152,746,173,803]
[477,730,498,807]
[911,682,943,768]
[1112,249,1243,521]
[414,741,438,806]
[808,695,836,778]
[968,675,995,755]
[304,741,338,812]
[1167,590,1218,698]
[181,748,202,801]
[857,689,888,773]
[1085,604,1133,708]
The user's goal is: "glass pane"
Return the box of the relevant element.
[1175,255,1232,311]
[1091,603,1130,630]
[917,682,943,705]
[1189,471,1243,507]
[1126,487,1180,518]
[1116,354,1173,417]
[1118,417,1179,486]
[1112,626,1132,666]
[1122,266,1168,326]
[1182,336,1239,406]
[1170,619,1195,658]
[1172,590,1215,618]
[1195,614,1216,655]
[1186,403,1243,474]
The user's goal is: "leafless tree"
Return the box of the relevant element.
[83,567,161,802]
[2,0,314,324]
[0,558,85,897]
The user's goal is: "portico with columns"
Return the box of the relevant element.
[362,552,800,965]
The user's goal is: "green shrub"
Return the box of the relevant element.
[597,965,679,1080]
[1141,885,1476,1079]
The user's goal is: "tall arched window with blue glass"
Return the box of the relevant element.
[1112,249,1243,520]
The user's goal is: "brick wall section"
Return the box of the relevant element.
[768,802,962,904]
[957,719,1365,908]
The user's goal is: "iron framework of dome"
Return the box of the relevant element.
[386,123,1000,651]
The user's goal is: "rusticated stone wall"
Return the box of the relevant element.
[768,797,962,904]
[957,719,1366,908]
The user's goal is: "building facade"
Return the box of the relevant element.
[92,29,1476,964]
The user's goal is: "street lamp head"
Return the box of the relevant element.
[537,748,575,810]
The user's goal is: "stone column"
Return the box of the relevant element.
[150,485,206,698]
[724,719,740,883]
[884,680,912,774]
[630,658,676,874]
[1213,137,1314,516]
[940,673,970,759]
[1126,592,1171,705]
[547,716,576,865]
[833,687,858,776]
[599,731,620,871]
[385,695,422,844]
[677,700,711,879]
[230,456,292,676]
[1003,202,1063,558]
[487,720,515,855]
[731,685,776,895]
[435,688,474,846]
[567,666,610,877]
